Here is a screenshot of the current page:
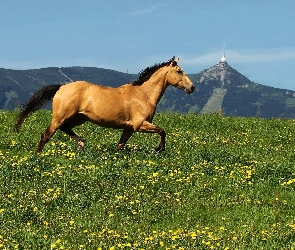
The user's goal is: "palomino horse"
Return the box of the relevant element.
[15,57,195,153]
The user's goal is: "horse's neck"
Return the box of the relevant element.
[141,68,168,105]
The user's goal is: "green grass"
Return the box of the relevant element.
[0,110,295,249]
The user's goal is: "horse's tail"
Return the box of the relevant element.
[15,84,62,132]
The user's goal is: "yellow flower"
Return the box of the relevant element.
[153,172,159,177]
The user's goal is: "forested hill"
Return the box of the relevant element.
[1,64,295,118]
[0,67,137,110]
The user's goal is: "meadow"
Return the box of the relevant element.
[0,110,295,249]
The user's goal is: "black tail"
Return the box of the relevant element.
[15,84,62,132]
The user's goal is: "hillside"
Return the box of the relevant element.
[1,58,295,118]
[1,111,295,249]
[0,67,137,110]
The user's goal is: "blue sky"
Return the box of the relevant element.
[1,1,295,90]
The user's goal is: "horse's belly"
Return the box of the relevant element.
[81,110,130,129]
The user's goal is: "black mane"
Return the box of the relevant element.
[132,57,175,86]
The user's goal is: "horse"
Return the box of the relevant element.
[15,56,195,153]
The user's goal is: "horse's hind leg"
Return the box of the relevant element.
[37,122,60,153]
[60,114,87,150]
[60,124,84,150]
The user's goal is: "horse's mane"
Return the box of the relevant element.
[132,57,175,86]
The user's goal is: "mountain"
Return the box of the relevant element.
[187,55,295,118]
[1,58,295,118]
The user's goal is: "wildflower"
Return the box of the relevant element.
[190,232,197,239]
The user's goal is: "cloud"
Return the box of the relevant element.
[125,4,165,16]
[182,48,295,67]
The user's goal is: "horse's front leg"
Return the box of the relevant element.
[138,121,166,153]
[117,128,134,150]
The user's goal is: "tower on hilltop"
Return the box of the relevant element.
[219,52,228,67]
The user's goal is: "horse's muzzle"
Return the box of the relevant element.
[186,85,195,94]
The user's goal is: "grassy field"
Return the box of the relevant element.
[0,110,295,249]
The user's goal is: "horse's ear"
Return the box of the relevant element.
[172,57,180,66]
[171,56,180,66]
[166,56,176,66]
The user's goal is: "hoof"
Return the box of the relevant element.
[153,147,165,154]
[77,141,84,150]
[117,143,125,151]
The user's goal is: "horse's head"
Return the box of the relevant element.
[165,57,195,94]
